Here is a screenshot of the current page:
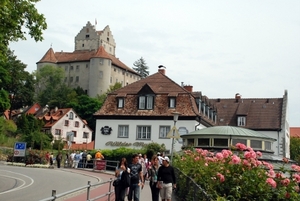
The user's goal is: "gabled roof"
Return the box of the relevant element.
[40,108,73,127]
[210,98,283,130]
[291,127,300,138]
[37,47,138,75]
[94,71,213,125]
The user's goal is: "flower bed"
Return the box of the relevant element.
[174,143,300,200]
[5,162,50,168]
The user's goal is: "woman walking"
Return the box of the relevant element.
[114,158,128,201]
[148,155,160,201]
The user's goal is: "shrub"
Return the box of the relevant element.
[174,143,300,200]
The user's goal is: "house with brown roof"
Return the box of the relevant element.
[291,127,300,138]
[194,91,289,158]
[37,107,93,145]
[94,67,289,158]
[94,68,215,153]
[36,21,141,97]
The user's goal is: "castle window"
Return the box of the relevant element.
[99,59,103,65]
[76,65,79,70]
[86,64,89,68]
[70,66,74,70]
[70,77,73,82]
[86,28,89,33]
[99,71,103,79]
[107,37,109,42]
[86,34,89,38]
[82,44,84,47]
[237,116,246,126]
[76,76,79,82]
[65,66,68,71]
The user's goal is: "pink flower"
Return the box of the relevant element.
[231,155,241,164]
[267,170,276,178]
[194,156,200,161]
[221,150,232,158]
[256,151,262,157]
[216,153,224,160]
[291,164,300,172]
[266,178,277,188]
[293,174,300,183]
[281,178,290,186]
[235,143,247,150]
[244,151,256,159]
[217,173,225,183]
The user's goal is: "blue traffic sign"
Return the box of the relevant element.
[15,142,26,150]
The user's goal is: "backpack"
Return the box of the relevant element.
[121,169,131,188]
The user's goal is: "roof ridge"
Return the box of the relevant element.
[37,48,57,63]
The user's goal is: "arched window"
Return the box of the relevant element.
[69,112,74,120]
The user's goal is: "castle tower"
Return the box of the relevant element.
[74,22,116,56]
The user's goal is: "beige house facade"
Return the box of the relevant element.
[37,21,141,97]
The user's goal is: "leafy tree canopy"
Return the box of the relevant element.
[290,137,300,163]
[0,0,47,60]
[133,57,149,78]
[0,49,35,117]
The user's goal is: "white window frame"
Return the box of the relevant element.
[169,97,176,108]
[237,116,246,126]
[118,125,129,138]
[69,112,74,120]
[55,129,61,135]
[118,98,124,108]
[83,132,89,138]
[137,126,151,140]
[138,96,154,110]
[159,126,170,138]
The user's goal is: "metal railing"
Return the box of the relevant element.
[39,179,114,201]
[174,168,212,201]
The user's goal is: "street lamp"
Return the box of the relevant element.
[170,111,180,164]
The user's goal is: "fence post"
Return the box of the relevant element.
[108,178,113,201]
[87,181,91,200]
[51,190,56,201]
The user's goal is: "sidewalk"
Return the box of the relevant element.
[63,168,154,201]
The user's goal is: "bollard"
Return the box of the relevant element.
[108,178,113,201]
[51,190,56,201]
[87,181,91,200]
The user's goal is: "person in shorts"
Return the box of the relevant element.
[157,156,176,201]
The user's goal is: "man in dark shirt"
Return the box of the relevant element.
[157,156,176,201]
[128,153,144,201]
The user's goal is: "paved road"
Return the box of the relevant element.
[0,164,100,201]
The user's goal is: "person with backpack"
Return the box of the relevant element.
[114,158,129,201]
[128,154,144,201]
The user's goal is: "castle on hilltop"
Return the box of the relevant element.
[37,21,141,97]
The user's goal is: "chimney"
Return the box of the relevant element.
[54,107,58,112]
[235,93,241,102]
[158,65,166,75]
[184,85,193,92]
[158,68,165,75]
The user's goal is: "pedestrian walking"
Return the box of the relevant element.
[56,152,62,168]
[148,155,160,201]
[128,153,144,201]
[114,158,128,201]
[157,156,176,201]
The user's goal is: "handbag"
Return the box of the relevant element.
[113,179,119,186]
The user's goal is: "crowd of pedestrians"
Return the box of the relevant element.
[113,152,176,201]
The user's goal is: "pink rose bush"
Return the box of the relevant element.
[174,143,300,200]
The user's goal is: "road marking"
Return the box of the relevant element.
[0,170,34,195]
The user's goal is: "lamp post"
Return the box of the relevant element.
[170,111,180,164]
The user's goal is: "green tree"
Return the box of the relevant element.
[0,89,10,116]
[97,82,123,104]
[133,57,149,78]
[0,49,35,118]
[16,114,52,150]
[290,137,300,163]
[34,65,65,107]
[0,0,47,60]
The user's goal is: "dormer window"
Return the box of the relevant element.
[117,98,124,108]
[237,116,246,126]
[138,95,154,110]
[169,97,176,108]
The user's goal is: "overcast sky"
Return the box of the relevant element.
[9,0,300,126]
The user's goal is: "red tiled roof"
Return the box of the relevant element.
[64,141,95,150]
[37,47,138,75]
[210,98,283,130]
[291,127,300,138]
[38,48,57,63]
[95,71,212,123]
[42,108,72,127]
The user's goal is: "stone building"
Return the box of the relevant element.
[37,21,141,97]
